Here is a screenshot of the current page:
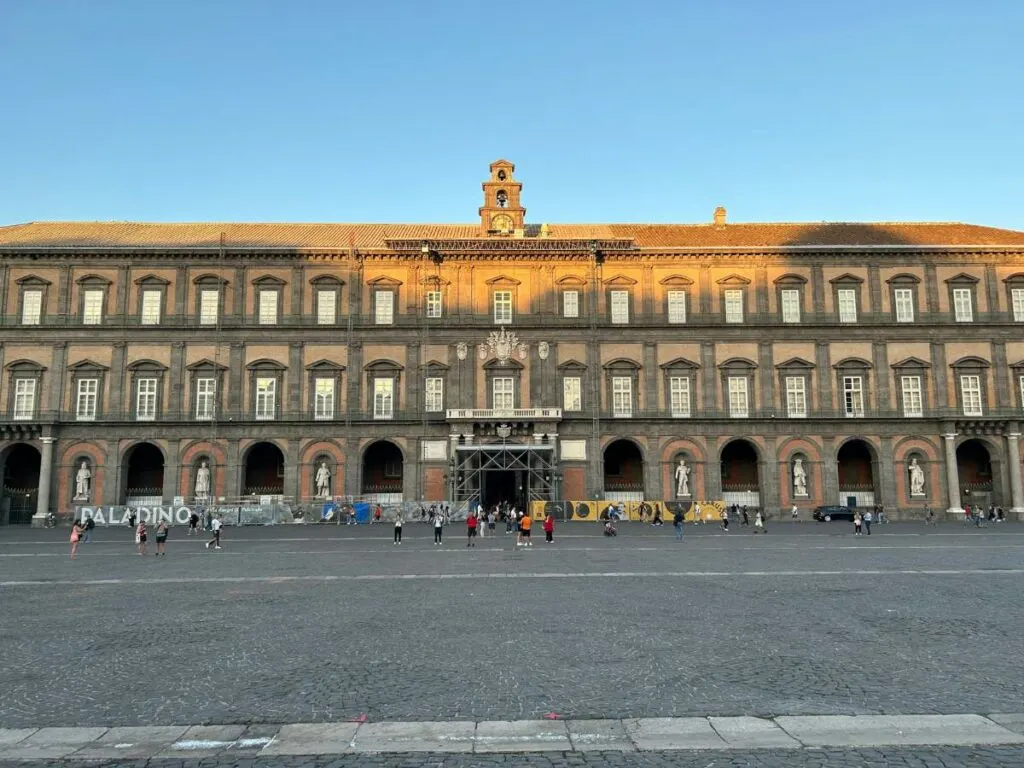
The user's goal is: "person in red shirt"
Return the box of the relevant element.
[466,511,478,547]
[543,512,554,543]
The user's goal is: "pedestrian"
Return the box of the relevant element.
[791,505,799,523]
[433,511,443,545]
[206,516,222,550]
[394,511,403,544]
[854,512,863,535]
[374,505,383,525]
[155,521,168,556]
[543,512,555,543]
[963,504,972,524]
[488,511,496,533]
[82,516,95,543]
[188,510,199,535]
[863,508,873,535]
[721,507,729,532]
[925,508,936,526]
[70,519,83,559]
[754,510,765,534]
[997,506,1005,522]
[741,507,749,526]
[466,510,478,547]
[136,520,148,555]
[673,508,684,540]
[478,507,486,539]
[127,509,137,529]
[518,512,533,546]
[652,504,663,526]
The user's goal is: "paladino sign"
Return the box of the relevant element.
[78,506,195,526]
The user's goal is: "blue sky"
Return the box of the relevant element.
[1,0,1021,228]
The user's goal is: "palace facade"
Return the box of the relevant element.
[2,159,1024,524]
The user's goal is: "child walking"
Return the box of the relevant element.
[754,511,766,534]
[543,512,554,543]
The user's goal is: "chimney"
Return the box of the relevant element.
[713,206,727,225]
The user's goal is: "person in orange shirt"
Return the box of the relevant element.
[517,512,533,547]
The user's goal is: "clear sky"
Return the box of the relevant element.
[1,0,1022,229]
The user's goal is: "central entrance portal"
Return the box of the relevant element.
[452,444,556,514]
[482,470,517,509]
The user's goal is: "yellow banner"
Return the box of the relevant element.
[530,500,726,523]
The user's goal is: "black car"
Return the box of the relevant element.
[812,505,856,522]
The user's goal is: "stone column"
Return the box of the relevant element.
[943,432,963,514]
[872,341,890,416]
[985,264,1000,315]
[810,264,825,317]
[815,341,833,416]
[288,342,304,417]
[168,342,186,419]
[33,436,55,524]
[641,265,654,319]
[162,450,180,504]
[704,441,722,501]
[758,342,774,415]
[284,440,301,501]
[754,264,768,317]
[174,266,188,319]
[699,265,712,315]
[291,266,304,321]
[1006,430,1024,515]
[878,438,897,512]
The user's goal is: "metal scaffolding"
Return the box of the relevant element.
[452,444,557,507]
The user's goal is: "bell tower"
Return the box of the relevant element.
[479,159,526,234]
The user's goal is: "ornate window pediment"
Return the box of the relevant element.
[67,358,110,373]
[364,359,404,373]
[483,357,524,371]
[555,275,587,286]
[603,358,640,372]
[775,357,815,371]
[716,274,751,286]
[602,274,637,287]
[6,359,46,374]
[886,273,921,285]
[192,273,230,286]
[305,359,346,372]
[773,273,808,286]
[718,357,757,372]
[951,356,990,370]
[252,274,286,288]
[660,357,700,372]
[246,358,287,372]
[833,357,872,371]
[310,275,345,287]
[186,358,228,372]
[423,359,450,373]
[659,274,694,287]
[367,275,403,287]
[126,358,168,373]
[75,274,112,287]
[15,274,52,287]
[558,359,588,372]
[944,272,980,285]
[485,275,521,287]
[134,274,170,287]
[829,273,865,285]
[891,356,931,371]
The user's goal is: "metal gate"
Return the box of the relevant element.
[1,487,37,525]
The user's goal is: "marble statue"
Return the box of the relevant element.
[316,461,332,498]
[674,458,691,498]
[74,460,91,500]
[195,461,211,499]
[793,458,808,497]
[909,457,926,496]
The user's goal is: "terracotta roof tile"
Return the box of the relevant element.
[0,220,1021,249]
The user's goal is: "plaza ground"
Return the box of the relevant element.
[1,522,1022,766]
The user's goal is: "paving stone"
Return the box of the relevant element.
[0,730,36,748]
[154,723,248,757]
[566,718,636,751]
[353,720,476,752]
[0,727,106,759]
[624,717,726,750]
[474,720,571,752]
[987,713,1024,736]
[70,725,190,758]
[709,716,801,747]
[776,714,1024,747]
[260,722,360,755]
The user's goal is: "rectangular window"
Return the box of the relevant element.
[493,291,512,324]
[837,289,857,323]
[961,374,983,416]
[135,377,158,421]
[843,376,865,417]
[316,289,336,325]
[728,376,749,417]
[425,377,443,412]
[492,377,514,411]
[724,289,744,323]
[667,291,687,324]
[195,377,216,420]
[669,376,691,417]
[610,290,629,324]
[21,290,42,325]
[894,288,914,323]
[199,290,219,325]
[140,290,162,325]
[76,378,98,421]
[255,377,276,420]
[612,376,632,417]
[781,289,801,323]
[425,290,442,319]
[374,290,394,325]
[953,288,973,322]
[82,290,104,325]
[563,376,582,411]
[901,375,923,417]
[258,290,278,325]
[1013,288,1024,322]
[562,290,579,318]
[13,379,36,420]
[314,378,335,420]
[785,376,807,418]
[373,378,394,419]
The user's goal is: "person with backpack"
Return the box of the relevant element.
[673,508,684,540]
[154,521,169,555]
[82,516,95,543]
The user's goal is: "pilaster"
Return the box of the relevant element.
[872,340,890,415]
[224,439,241,500]
[407,342,421,417]
[228,343,245,416]
[57,266,72,319]
[347,342,363,419]
[289,342,304,416]
[867,264,882,316]
[233,266,246,321]
[754,264,769,316]
[810,264,825,315]
[284,439,301,501]
[924,263,939,314]
[760,438,779,516]
[642,264,654,319]
[704,439,722,500]
[34,436,55,521]
[699,265,712,315]
[642,341,657,415]
[168,341,186,418]
[0,264,8,317]
[878,437,896,511]
[758,342,774,414]
[942,431,963,513]
[116,265,129,318]
[49,342,67,418]
[700,342,716,412]
[815,341,832,415]
[985,264,1000,314]
[822,444,839,505]
[102,439,119,506]
[930,342,948,410]
[291,266,304,320]
[992,340,1009,405]
[109,341,127,417]
[174,266,188,317]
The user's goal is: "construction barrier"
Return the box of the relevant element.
[530,500,726,523]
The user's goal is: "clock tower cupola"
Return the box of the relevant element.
[479,159,525,234]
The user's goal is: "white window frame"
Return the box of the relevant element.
[258,290,278,325]
[316,289,336,325]
[76,378,98,421]
[492,377,514,411]
[563,376,582,411]
[562,290,579,319]
[843,376,865,418]
[425,377,443,412]
[12,379,36,420]
[724,289,744,324]
[901,375,923,417]
[894,288,914,323]
[1012,288,1024,322]
[610,290,629,325]
[960,374,983,416]
[140,290,162,325]
[785,376,807,418]
[135,377,158,421]
[953,287,973,322]
[255,377,276,421]
[82,289,104,325]
[373,378,394,419]
[611,375,633,417]
[728,376,749,418]
[195,377,216,420]
[21,289,42,325]
[781,289,801,323]
[667,291,686,324]
[425,290,442,319]
[493,291,513,324]
[199,289,219,326]
[669,376,691,418]
[374,290,394,325]
[837,288,857,323]
[314,377,335,420]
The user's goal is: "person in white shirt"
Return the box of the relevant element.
[206,516,223,550]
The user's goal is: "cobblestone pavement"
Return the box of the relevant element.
[1,523,1022,742]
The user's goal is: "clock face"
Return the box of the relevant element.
[491,214,513,232]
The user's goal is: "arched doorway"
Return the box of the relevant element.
[244,442,285,497]
[721,439,760,509]
[122,442,165,505]
[362,441,403,502]
[0,443,41,525]
[837,439,877,509]
[956,439,996,510]
[603,439,644,501]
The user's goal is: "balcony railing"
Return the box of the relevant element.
[445,407,562,420]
